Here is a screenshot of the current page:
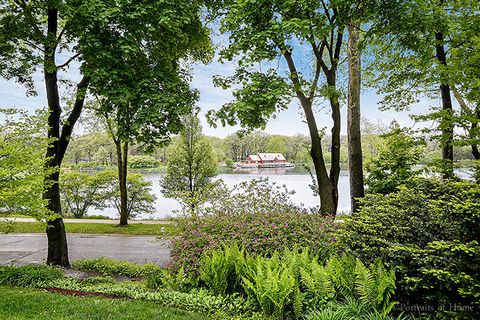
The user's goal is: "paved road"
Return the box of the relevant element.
[0,234,170,266]
[3,218,173,224]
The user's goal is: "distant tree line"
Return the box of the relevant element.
[64,123,478,169]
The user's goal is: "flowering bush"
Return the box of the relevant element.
[170,211,336,273]
[170,179,336,273]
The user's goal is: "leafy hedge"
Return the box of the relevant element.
[338,178,480,318]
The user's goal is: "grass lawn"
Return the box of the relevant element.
[0,286,208,320]
[0,221,178,236]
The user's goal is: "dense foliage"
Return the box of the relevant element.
[60,170,155,219]
[161,113,218,214]
[0,109,51,218]
[170,179,336,272]
[338,178,480,317]
[199,245,397,319]
[365,126,425,194]
[0,265,63,288]
[71,257,161,278]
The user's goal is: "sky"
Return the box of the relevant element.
[0,32,439,138]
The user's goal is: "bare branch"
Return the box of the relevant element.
[56,53,81,69]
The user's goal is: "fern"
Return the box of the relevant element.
[241,253,295,319]
[354,258,397,315]
[199,243,245,295]
[325,255,356,299]
[355,259,377,307]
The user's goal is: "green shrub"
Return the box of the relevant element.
[338,178,480,316]
[225,158,235,168]
[71,257,161,277]
[169,180,337,276]
[365,126,425,195]
[128,155,160,168]
[0,265,63,288]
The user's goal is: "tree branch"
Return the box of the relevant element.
[309,37,329,75]
[56,27,66,45]
[334,28,344,63]
[56,53,81,69]
[452,86,472,114]
[320,0,332,23]
[280,46,308,103]
[58,75,90,163]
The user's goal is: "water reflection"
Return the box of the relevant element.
[88,167,352,219]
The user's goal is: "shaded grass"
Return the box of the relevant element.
[0,221,178,236]
[0,286,209,320]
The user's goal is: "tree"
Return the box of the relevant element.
[208,0,348,216]
[266,135,287,155]
[60,170,109,218]
[365,0,478,177]
[365,124,425,195]
[64,131,115,165]
[347,21,365,212]
[161,113,218,215]
[100,171,156,219]
[80,0,212,226]
[0,0,209,266]
[285,134,310,163]
[360,118,387,163]
[0,109,51,219]
[0,0,94,266]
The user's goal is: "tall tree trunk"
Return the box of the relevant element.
[347,22,365,213]
[283,50,335,216]
[44,7,69,267]
[42,5,89,267]
[326,71,341,214]
[116,140,129,226]
[435,30,454,178]
[330,99,341,213]
[302,98,335,216]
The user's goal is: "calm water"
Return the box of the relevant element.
[89,168,352,219]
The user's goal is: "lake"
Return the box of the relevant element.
[89,168,352,219]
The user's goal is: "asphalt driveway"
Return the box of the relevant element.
[0,233,170,266]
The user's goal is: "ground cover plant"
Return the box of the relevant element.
[197,245,397,320]
[0,265,63,288]
[0,264,261,319]
[71,257,162,278]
